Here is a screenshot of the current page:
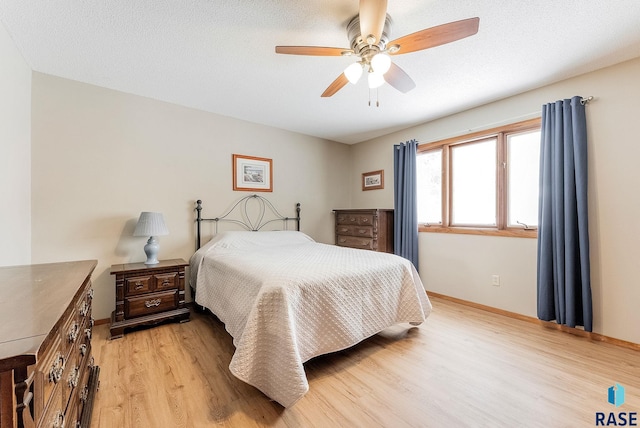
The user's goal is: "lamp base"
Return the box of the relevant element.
[143,236,160,265]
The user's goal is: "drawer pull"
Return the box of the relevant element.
[68,322,79,343]
[80,301,89,317]
[68,366,80,388]
[134,282,144,290]
[338,238,346,243]
[145,298,162,308]
[162,280,171,287]
[362,218,369,223]
[52,410,65,428]
[49,354,65,384]
[358,229,367,234]
[80,385,89,403]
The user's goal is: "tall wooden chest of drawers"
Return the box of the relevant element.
[334,209,394,253]
[109,258,190,339]
[0,260,99,428]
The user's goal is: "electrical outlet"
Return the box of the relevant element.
[492,275,500,286]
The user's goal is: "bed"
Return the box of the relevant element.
[189,195,432,407]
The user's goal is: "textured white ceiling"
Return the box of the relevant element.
[1,1,640,144]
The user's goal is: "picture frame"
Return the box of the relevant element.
[362,169,384,191]
[233,154,273,192]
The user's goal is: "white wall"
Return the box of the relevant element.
[0,21,31,266]
[351,57,640,345]
[30,73,351,320]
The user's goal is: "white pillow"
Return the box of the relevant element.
[204,230,314,250]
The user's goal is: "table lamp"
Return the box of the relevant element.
[133,212,169,265]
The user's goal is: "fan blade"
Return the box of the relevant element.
[359,0,388,44]
[388,17,479,55]
[275,46,352,56]
[384,62,416,93]
[321,73,349,97]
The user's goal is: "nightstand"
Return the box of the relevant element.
[109,258,190,339]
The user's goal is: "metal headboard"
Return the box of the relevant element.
[195,194,301,249]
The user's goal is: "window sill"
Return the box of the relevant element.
[419,226,537,239]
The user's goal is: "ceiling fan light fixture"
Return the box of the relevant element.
[371,53,391,74]
[344,62,363,84]
[368,71,385,89]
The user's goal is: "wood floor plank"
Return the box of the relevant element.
[90,297,640,427]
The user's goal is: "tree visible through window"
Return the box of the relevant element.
[416,118,541,238]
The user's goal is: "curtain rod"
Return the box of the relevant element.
[419,96,595,145]
[580,96,594,105]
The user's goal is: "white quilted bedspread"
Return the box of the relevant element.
[190,231,432,407]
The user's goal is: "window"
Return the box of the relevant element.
[416,149,442,225]
[417,118,541,238]
[451,138,496,226]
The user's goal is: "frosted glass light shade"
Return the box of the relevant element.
[133,212,169,265]
[368,71,385,89]
[344,62,363,84]
[371,53,391,74]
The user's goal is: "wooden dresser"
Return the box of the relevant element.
[334,209,394,253]
[0,260,99,428]
[109,259,190,339]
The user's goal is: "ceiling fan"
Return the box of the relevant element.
[275,0,479,98]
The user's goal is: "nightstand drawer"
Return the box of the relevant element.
[124,289,178,318]
[124,275,152,295]
[155,272,177,291]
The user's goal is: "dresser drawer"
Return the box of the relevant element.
[37,333,65,414]
[336,213,375,226]
[336,235,374,250]
[124,275,153,295]
[39,381,65,428]
[125,289,178,318]
[61,348,81,411]
[336,225,374,238]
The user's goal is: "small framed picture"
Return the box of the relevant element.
[233,154,273,192]
[362,169,384,191]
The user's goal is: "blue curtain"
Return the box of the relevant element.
[393,139,419,269]
[537,96,592,331]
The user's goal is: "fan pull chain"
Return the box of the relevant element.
[368,89,380,107]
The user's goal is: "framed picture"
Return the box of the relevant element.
[362,169,384,191]
[233,154,273,192]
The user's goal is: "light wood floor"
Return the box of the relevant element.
[90,296,639,427]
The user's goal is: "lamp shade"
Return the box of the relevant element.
[133,212,169,237]
[371,53,391,74]
[344,62,363,84]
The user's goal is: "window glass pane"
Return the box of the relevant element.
[451,139,496,225]
[507,130,541,227]
[417,149,442,224]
